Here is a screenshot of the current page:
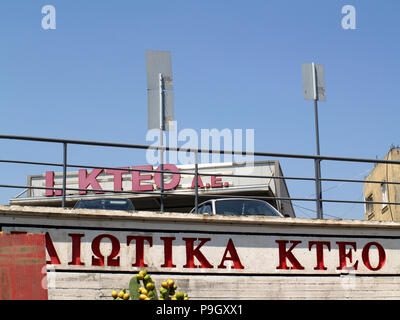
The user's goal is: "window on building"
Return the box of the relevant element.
[365,194,374,217]
[381,183,388,208]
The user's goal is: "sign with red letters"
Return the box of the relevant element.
[26,162,278,199]
[3,226,393,275]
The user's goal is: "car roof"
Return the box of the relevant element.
[191,198,282,214]
[213,198,268,202]
[198,198,271,204]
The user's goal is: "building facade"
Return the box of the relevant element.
[364,147,400,221]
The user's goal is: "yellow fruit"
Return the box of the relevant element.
[138,287,145,293]
[141,288,148,296]
[160,287,167,294]
[146,282,155,291]
[171,296,177,300]
[123,293,130,300]
[118,291,125,299]
[111,291,118,299]
[175,292,184,300]
[139,294,147,300]
[167,279,174,287]
[144,275,151,282]
[137,273,144,280]
[141,269,148,276]
[145,297,151,300]
[161,281,168,288]
[184,297,189,300]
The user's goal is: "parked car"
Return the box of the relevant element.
[189,198,287,217]
[73,198,135,211]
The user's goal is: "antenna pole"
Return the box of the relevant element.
[146,51,174,213]
[312,62,323,219]
[159,73,165,213]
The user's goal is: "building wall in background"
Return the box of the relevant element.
[364,148,400,221]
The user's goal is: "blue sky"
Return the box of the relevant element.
[0,0,399,220]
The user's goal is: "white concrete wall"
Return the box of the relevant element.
[2,205,400,299]
[47,272,400,300]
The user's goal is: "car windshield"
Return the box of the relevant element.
[74,199,135,211]
[215,200,281,217]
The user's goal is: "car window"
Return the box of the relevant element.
[74,199,135,211]
[196,204,212,214]
[215,200,243,216]
[243,201,280,216]
[202,204,212,214]
[215,200,281,217]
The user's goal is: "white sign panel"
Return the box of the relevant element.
[302,63,326,101]
[27,162,276,198]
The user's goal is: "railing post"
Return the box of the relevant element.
[314,158,323,219]
[159,132,164,213]
[62,142,67,208]
[160,162,164,213]
[195,150,199,213]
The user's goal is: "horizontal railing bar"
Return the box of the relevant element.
[3,158,400,186]
[0,135,150,151]
[0,159,316,181]
[2,134,400,165]
[321,199,400,205]
[2,184,315,202]
[321,177,400,185]
[2,158,400,186]
[4,184,400,206]
[1,184,153,196]
[0,159,64,167]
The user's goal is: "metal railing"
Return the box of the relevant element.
[1,134,400,219]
